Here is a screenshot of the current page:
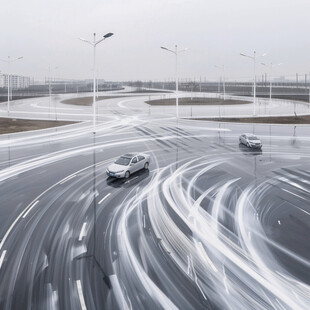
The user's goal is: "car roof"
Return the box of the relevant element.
[122,153,137,158]
[244,133,258,137]
[120,153,148,159]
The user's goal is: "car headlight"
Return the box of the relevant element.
[106,168,109,172]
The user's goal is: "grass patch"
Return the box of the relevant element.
[0,118,76,134]
[123,89,172,94]
[190,115,310,124]
[146,97,250,106]
[61,96,126,106]
[0,95,46,103]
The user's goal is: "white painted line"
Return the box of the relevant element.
[22,200,39,219]
[295,206,310,216]
[222,267,229,294]
[192,262,207,300]
[0,250,7,269]
[79,222,87,241]
[98,193,111,205]
[110,275,130,310]
[95,131,137,139]
[187,255,191,276]
[76,280,87,310]
[281,188,306,201]
[197,241,218,272]
[205,253,218,272]
[96,161,111,168]
[0,159,113,252]
[60,175,76,184]
[30,103,83,111]
[143,215,146,229]
[125,176,139,184]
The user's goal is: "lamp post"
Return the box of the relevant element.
[0,56,23,115]
[240,52,266,116]
[261,62,282,105]
[214,65,226,100]
[79,32,114,133]
[308,72,310,103]
[161,45,187,120]
[48,65,58,120]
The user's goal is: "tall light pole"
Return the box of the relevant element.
[261,62,282,105]
[79,32,114,133]
[308,72,310,103]
[48,65,58,120]
[240,52,266,116]
[161,45,187,120]
[214,65,226,100]
[0,56,23,115]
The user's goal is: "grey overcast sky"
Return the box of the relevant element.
[1,0,310,81]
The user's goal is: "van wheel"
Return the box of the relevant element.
[144,162,149,170]
[125,171,130,179]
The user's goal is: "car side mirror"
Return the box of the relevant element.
[130,163,135,166]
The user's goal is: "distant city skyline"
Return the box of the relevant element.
[1,0,310,81]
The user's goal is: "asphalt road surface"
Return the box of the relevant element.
[0,92,309,310]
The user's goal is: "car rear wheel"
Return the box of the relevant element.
[144,162,149,170]
[125,171,130,179]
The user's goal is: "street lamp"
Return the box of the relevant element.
[79,32,114,133]
[240,51,266,116]
[214,65,226,100]
[161,45,187,119]
[48,65,58,120]
[0,56,23,115]
[261,62,282,105]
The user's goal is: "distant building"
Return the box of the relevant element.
[0,73,30,89]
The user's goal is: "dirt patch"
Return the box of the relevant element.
[0,118,76,134]
[190,115,310,124]
[0,95,46,103]
[61,96,126,106]
[146,97,250,106]
[123,90,172,94]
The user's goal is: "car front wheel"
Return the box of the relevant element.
[125,171,130,179]
[144,162,149,170]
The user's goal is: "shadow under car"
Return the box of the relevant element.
[239,143,263,156]
[106,168,150,188]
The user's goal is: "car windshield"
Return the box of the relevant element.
[248,136,259,140]
[115,157,131,166]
